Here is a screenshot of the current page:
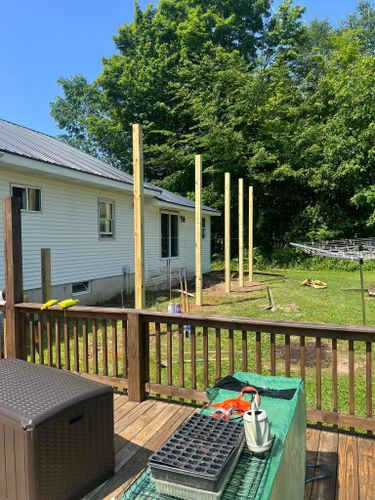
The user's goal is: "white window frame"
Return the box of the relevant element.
[160,211,179,259]
[10,184,42,213]
[98,199,115,239]
[202,217,206,239]
[72,280,91,296]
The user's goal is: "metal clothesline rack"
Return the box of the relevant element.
[291,238,375,325]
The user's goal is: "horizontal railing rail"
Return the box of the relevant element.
[5,303,375,432]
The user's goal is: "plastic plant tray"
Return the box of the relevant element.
[148,414,244,492]
[177,413,243,445]
[152,441,244,500]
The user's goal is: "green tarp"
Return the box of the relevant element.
[122,372,306,499]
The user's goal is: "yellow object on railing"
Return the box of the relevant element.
[58,299,79,309]
[40,299,57,310]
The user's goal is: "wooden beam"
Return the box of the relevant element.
[127,312,146,402]
[238,178,244,287]
[248,185,253,282]
[145,383,208,402]
[225,172,231,293]
[3,196,24,358]
[307,409,375,432]
[133,124,145,309]
[41,248,52,303]
[195,154,202,306]
[72,371,129,389]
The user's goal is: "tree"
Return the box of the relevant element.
[50,0,375,254]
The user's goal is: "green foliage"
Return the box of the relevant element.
[50,0,375,253]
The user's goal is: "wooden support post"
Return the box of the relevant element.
[238,178,244,288]
[195,154,202,306]
[127,312,146,402]
[225,172,231,293]
[133,123,145,309]
[248,185,253,283]
[3,196,24,358]
[41,248,52,303]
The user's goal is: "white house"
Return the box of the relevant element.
[0,119,219,304]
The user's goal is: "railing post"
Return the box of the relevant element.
[3,196,24,358]
[127,311,147,402]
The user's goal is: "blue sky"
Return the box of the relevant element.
[0,0,360,136]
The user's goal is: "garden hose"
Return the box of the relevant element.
[305,463,332,484]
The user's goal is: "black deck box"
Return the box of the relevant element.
[0,359,114,500]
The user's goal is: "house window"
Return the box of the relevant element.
[99,199,114,238]
[72,281,91,295]
[161,213,179,258]
[202,217,206,239]
[11,185,42,212]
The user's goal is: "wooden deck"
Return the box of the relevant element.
[85,394,375,500]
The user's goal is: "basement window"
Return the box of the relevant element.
[11,185,42,212]
[72,281,91,296]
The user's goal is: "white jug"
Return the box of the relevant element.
[243,402,273,454]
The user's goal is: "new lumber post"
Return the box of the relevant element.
[195,154,202,306]
[133,123,145,309]
[248,185,253,282]
[225,173,231,293]
[127,311,147,402]
[3,196,24,358]
[238,178,244,288]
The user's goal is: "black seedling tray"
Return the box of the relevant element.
[176,413,243,445]
[148,414,244,491]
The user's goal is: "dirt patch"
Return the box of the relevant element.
[276,339,332,369]
[202,271,265,295]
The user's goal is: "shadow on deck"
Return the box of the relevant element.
[84,394,375,500]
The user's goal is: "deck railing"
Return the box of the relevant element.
[4,303,375,432]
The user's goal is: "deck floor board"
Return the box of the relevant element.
[84,395,375,500]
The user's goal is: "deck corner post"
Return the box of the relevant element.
[127,311,147,402]
[3,196,24,359]
[41,248,52,303]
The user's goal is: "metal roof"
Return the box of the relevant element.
[156,188,217,213]
[0,118,219,214]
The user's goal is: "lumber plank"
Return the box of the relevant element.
[336,433,359,500]
[114,400,139,425]
[305,428,320,500]
[116,401,166,444]
[114,399,157,435]
[195,154,202,305]
[357,436,375,500]
[310,431,338,500]
[113,394,128,410]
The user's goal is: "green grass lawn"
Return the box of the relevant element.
[158,268,375,327]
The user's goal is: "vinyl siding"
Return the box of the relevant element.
[0,166,211,292]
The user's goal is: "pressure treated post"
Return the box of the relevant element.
[127,311,146,402]
[225,173,231,293]
[238,179,244,288]
[248,186,253,282]
[3,196,24,358]
[41,248,52,303]
[133,124,145,309]
[195,155,202,306]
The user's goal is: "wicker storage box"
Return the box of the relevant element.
[0,359,114,500]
